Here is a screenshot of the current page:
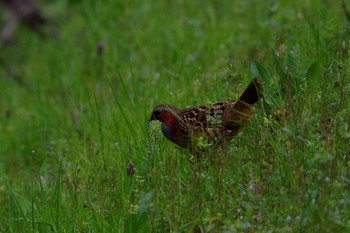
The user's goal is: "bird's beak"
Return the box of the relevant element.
[149,113,155,121]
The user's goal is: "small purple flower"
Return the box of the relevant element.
[254,212,262,222]
[96,41,105,55]
[126,162,136,177]
[5,108,11,118]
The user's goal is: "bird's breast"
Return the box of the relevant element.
[161,122,190,148]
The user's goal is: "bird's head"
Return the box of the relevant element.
[149,104,179,123]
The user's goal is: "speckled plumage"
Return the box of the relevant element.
[149,78,262,151]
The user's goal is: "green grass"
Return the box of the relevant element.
[1,0,350,232]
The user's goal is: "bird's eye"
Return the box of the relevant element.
[154,109,161,116]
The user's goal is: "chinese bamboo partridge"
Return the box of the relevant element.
[149,78,262,151]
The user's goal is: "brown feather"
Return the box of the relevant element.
[149,78,263,151]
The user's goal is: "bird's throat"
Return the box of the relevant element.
[160,113,179,143]
[161,123,172,140]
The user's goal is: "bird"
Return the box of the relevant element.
[149,78,263,151]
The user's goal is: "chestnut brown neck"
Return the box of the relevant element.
[157,111,177,124]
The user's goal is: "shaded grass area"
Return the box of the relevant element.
[0,0,350,232]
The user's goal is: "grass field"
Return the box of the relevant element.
[1,0,350,232]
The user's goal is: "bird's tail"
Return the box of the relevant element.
[238,77,263,105]
[222,78,263,129]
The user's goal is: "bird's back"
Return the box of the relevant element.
[173,100,239,149]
